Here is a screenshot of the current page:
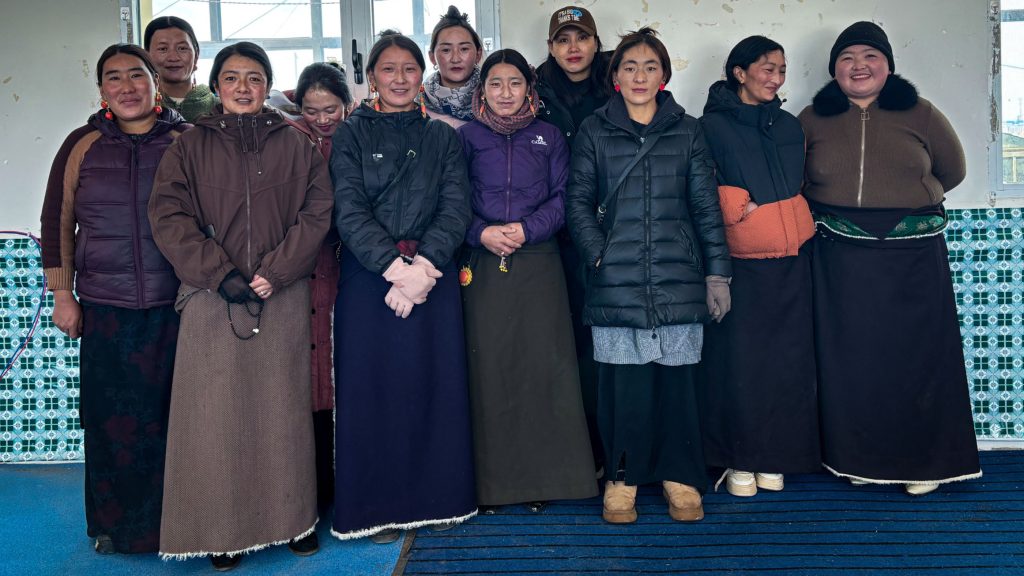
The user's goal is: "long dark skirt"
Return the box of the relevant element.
[813,229,981,484]
[699,246,820,474]
[597,361,707,491]
[79,303,178,553]
[333,248,476,539]
[461,241,597,505]
[559,230,604,469]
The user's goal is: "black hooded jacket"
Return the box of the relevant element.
[535,51,613,149]
[566,92,731,329]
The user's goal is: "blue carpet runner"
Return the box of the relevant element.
[400,451,1024,575]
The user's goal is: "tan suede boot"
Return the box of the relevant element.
[662,481,704,521]
[602,481,638,524]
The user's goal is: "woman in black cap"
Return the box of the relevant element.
[798,21,981,495]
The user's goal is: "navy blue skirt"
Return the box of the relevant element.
[332,248,476,538]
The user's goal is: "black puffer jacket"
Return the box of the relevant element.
[331,104,471,273]
[535,51,613,149]
[566,92,731,329]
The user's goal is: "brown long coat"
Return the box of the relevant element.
[149,106,333,558]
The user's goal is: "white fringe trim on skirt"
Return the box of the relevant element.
[823,464,983,486]
[159,518,319,561]
[330,509,478,541]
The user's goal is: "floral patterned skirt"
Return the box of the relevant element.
[79,302,179,553]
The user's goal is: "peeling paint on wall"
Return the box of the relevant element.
[641,0,649,14]
[2,77,11,85]
[722,4,734,13]
[81,59,90,79]
[672,58,689,71]
[12,94,19,102]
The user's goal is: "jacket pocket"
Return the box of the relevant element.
[679,225,705,276]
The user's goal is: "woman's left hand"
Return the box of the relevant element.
[504,222,526,245]
[250,274,274,300]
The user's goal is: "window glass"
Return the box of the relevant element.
[222,0,312,39]
[1002,0,1024,184]
[152,0,212,42]
[373,0,477,56]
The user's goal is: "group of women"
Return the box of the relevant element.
[39,4,981,571]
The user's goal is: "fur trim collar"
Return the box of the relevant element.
[811,74,918,116]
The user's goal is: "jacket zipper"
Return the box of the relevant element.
[641,137,654,329]
[130,138,143,308]
[393,121,406,237]
[857,108,869,207]
[238,116,253,275]
[505,134,513,222]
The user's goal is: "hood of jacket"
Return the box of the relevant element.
[703,79,784,129]
[595,90,686,135]
[811,73,919,117]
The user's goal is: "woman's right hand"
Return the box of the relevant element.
[52,290,83,339]
[480,225,522,257]
[743,201,758,215]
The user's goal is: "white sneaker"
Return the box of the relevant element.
[849,478,869,486]
[755,473,784,491]
[726,470,757,497]
[905,483,938,496]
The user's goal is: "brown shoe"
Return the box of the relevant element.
[602,481,638,524]
[662,481,704,521]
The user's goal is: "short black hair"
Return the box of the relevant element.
[209,42,273,93]
[144,16,200,54]
[430,5,481,52]
[96,43,159,86]
[724,35,785,91]
[295,62,353,108]
[480,49,534,88]
[366,30,426,75]
[608,27,672,85]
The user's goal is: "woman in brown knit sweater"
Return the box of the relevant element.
[798,21,981,496]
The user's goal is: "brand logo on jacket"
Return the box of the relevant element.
[531,135,547,146]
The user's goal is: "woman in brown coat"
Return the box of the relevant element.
[148,42,333,570]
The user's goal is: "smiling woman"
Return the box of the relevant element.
[149,41,333,570]
[144,17,216,122]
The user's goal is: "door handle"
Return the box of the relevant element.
[352,38,364,85]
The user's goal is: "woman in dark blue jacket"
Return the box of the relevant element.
[698,36,820,498]
[330,30,476,544]
[566,29,731,525]
[457,49,597,512]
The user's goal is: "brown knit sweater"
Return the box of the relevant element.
[798,76,965,209]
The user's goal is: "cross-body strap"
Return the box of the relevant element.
[597,131,663,224]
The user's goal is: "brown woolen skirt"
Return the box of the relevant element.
[461,240,598,506]
[159,281,317,559]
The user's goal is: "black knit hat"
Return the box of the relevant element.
[828,21,894,77]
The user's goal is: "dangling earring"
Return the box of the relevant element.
[370,84,381,112]
[528,94,536,116]
[479,98,486,117]
[659,83,666,91]
[100,100,113,120]
[418,84,427,118]
[614,83,621,93]
[154,92,163,114]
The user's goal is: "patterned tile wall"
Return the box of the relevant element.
[1,209,1023,461]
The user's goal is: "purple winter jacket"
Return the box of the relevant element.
[457,118,569,246]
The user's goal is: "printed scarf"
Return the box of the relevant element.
[471,85,539,135]
[422,68,480,122]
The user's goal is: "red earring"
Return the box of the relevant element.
[528,94,536,116]
[418,84,427,118]
[659,83,666,91]
[100,100,113,120]
[614,84,621,92]
[154,92,163,114]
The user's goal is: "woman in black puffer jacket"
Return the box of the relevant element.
[566,28,731,526]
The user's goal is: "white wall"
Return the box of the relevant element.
[0,0,1002,232]
[0,0,121,232]
[502,0,995,208]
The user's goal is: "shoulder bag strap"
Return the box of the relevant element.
[597,131,663,224]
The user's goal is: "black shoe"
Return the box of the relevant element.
[288,532,320,556]
[93,535,115,555]
[368,529,401,544]
[210,554,242,572]
[525,501,547,513]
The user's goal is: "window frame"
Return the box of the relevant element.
[992,2,1024,197]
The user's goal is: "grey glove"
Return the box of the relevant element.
[705,275,731,323]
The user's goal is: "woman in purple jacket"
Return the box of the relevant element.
[457,49,598,511]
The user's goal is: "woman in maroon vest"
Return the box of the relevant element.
[40,44,189,555]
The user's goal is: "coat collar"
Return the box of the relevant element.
[597,90,685,135]
[811,73,918,117]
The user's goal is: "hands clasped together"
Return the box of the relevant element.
[480,222,525,258]
[382,255,443,319]
[218,269,274,303]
